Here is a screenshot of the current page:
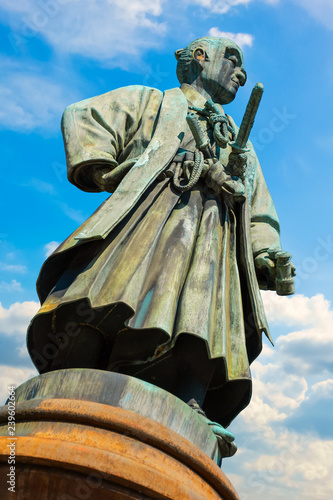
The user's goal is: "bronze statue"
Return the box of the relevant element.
[27,37,295,450]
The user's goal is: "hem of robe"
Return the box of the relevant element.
[27,297,253,428]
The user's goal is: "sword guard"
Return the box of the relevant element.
[229,141,250,154]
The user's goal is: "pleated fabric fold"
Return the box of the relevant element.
[28,178,251,426]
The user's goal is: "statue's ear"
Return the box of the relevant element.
[175,48,184,61]
[193,48,206,69]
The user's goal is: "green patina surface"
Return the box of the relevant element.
[10,369,222,462]
[26,36,295,435]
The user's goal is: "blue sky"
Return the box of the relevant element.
[0,1,332,498]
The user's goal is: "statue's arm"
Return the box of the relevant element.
[250,161,281,253]
[249,152,283,290]
[61,86,163,193]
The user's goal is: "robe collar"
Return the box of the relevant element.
[180,83,226,117]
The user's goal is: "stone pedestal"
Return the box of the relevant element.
[0,369,240,499]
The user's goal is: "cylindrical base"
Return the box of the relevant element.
[0,369,240,499]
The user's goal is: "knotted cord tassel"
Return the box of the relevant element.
[172,150,204,192]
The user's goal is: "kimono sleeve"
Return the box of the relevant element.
[248,147,282,258]
[61,85,163,193]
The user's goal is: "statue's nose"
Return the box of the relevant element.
[235,68,247,87]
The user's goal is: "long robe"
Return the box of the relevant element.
[27,84,281,427]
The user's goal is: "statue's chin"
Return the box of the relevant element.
[210,85,237,105]
[215,92,236,106]
[224,93,237,105]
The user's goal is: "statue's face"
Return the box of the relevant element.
[200,42,247,104]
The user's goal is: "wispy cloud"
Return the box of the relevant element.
[0,262,27,274]
[192,0,279,14]
[0,66,74,131]
[0,0,169,132]
[208,27,254,48]
[223,292,333,498]
[0,54,77,132]
[193,0,251,15]
[224,385,333,498]
[0,301,39,372]
[194,0,333,32]
[0,300,39,337]
[1,0,167,66]
[285,378,333,439]
[192,0,281,15]
[262,292,332,327]
[44,241,60,257]
[243,432,333,499]
[293,0,333,30]
[312,378,333,398]
[60,203,87,224]
[0,365,38,404]
[24,178,56,195]
[0,280,23,293]
[262,292,333,375]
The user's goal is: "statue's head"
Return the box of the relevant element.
[175,37,247,104]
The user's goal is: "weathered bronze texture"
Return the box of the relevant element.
[11,368,223,462]
[230,82,264,153]
[0,370,240,499]
[26,36,295,440]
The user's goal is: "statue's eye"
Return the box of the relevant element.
[228,56,237,67]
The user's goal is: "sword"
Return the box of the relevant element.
[230,82,264,153]
[185,82,264,179]
[187,82,264,158]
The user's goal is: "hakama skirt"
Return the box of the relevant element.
[28,177,252,426]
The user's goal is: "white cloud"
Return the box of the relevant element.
[234,293,333,445]
[193,0,251,15]
[225,367,333,499]
[226,397,333,500]
[0,0,168,132]
[44,241,60,257]
[0,68,73,131]
[261,343,275,357]
[24,178,56,195]
[194,0,279,15]
[0,365,38,405]
[2,0,331,80]
[208,28,254,49]
[0,301,39,337]
[262,292,332,328]
[1,0,167,65]
[0,301,39,367]
[240,360,308,436]
[245,433,333,499]
[60,203,87,224]
[196,0,333,32]
[0,263,27,274]
[0,280,23,293]
[222,291,333,499]
[293,0,333,30]
[261,292,333,375]
[241,382,288,429]
[311,379,333,399]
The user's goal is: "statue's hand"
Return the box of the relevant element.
[225,152,248,178]
[255,250,296,294]
[205,160,245,200]
[92,167,114,192]
[254,252,277,290]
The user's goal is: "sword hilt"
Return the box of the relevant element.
[230,82,264,154]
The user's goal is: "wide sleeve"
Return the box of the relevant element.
[247,146,282,257]
[61,85,163,193]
